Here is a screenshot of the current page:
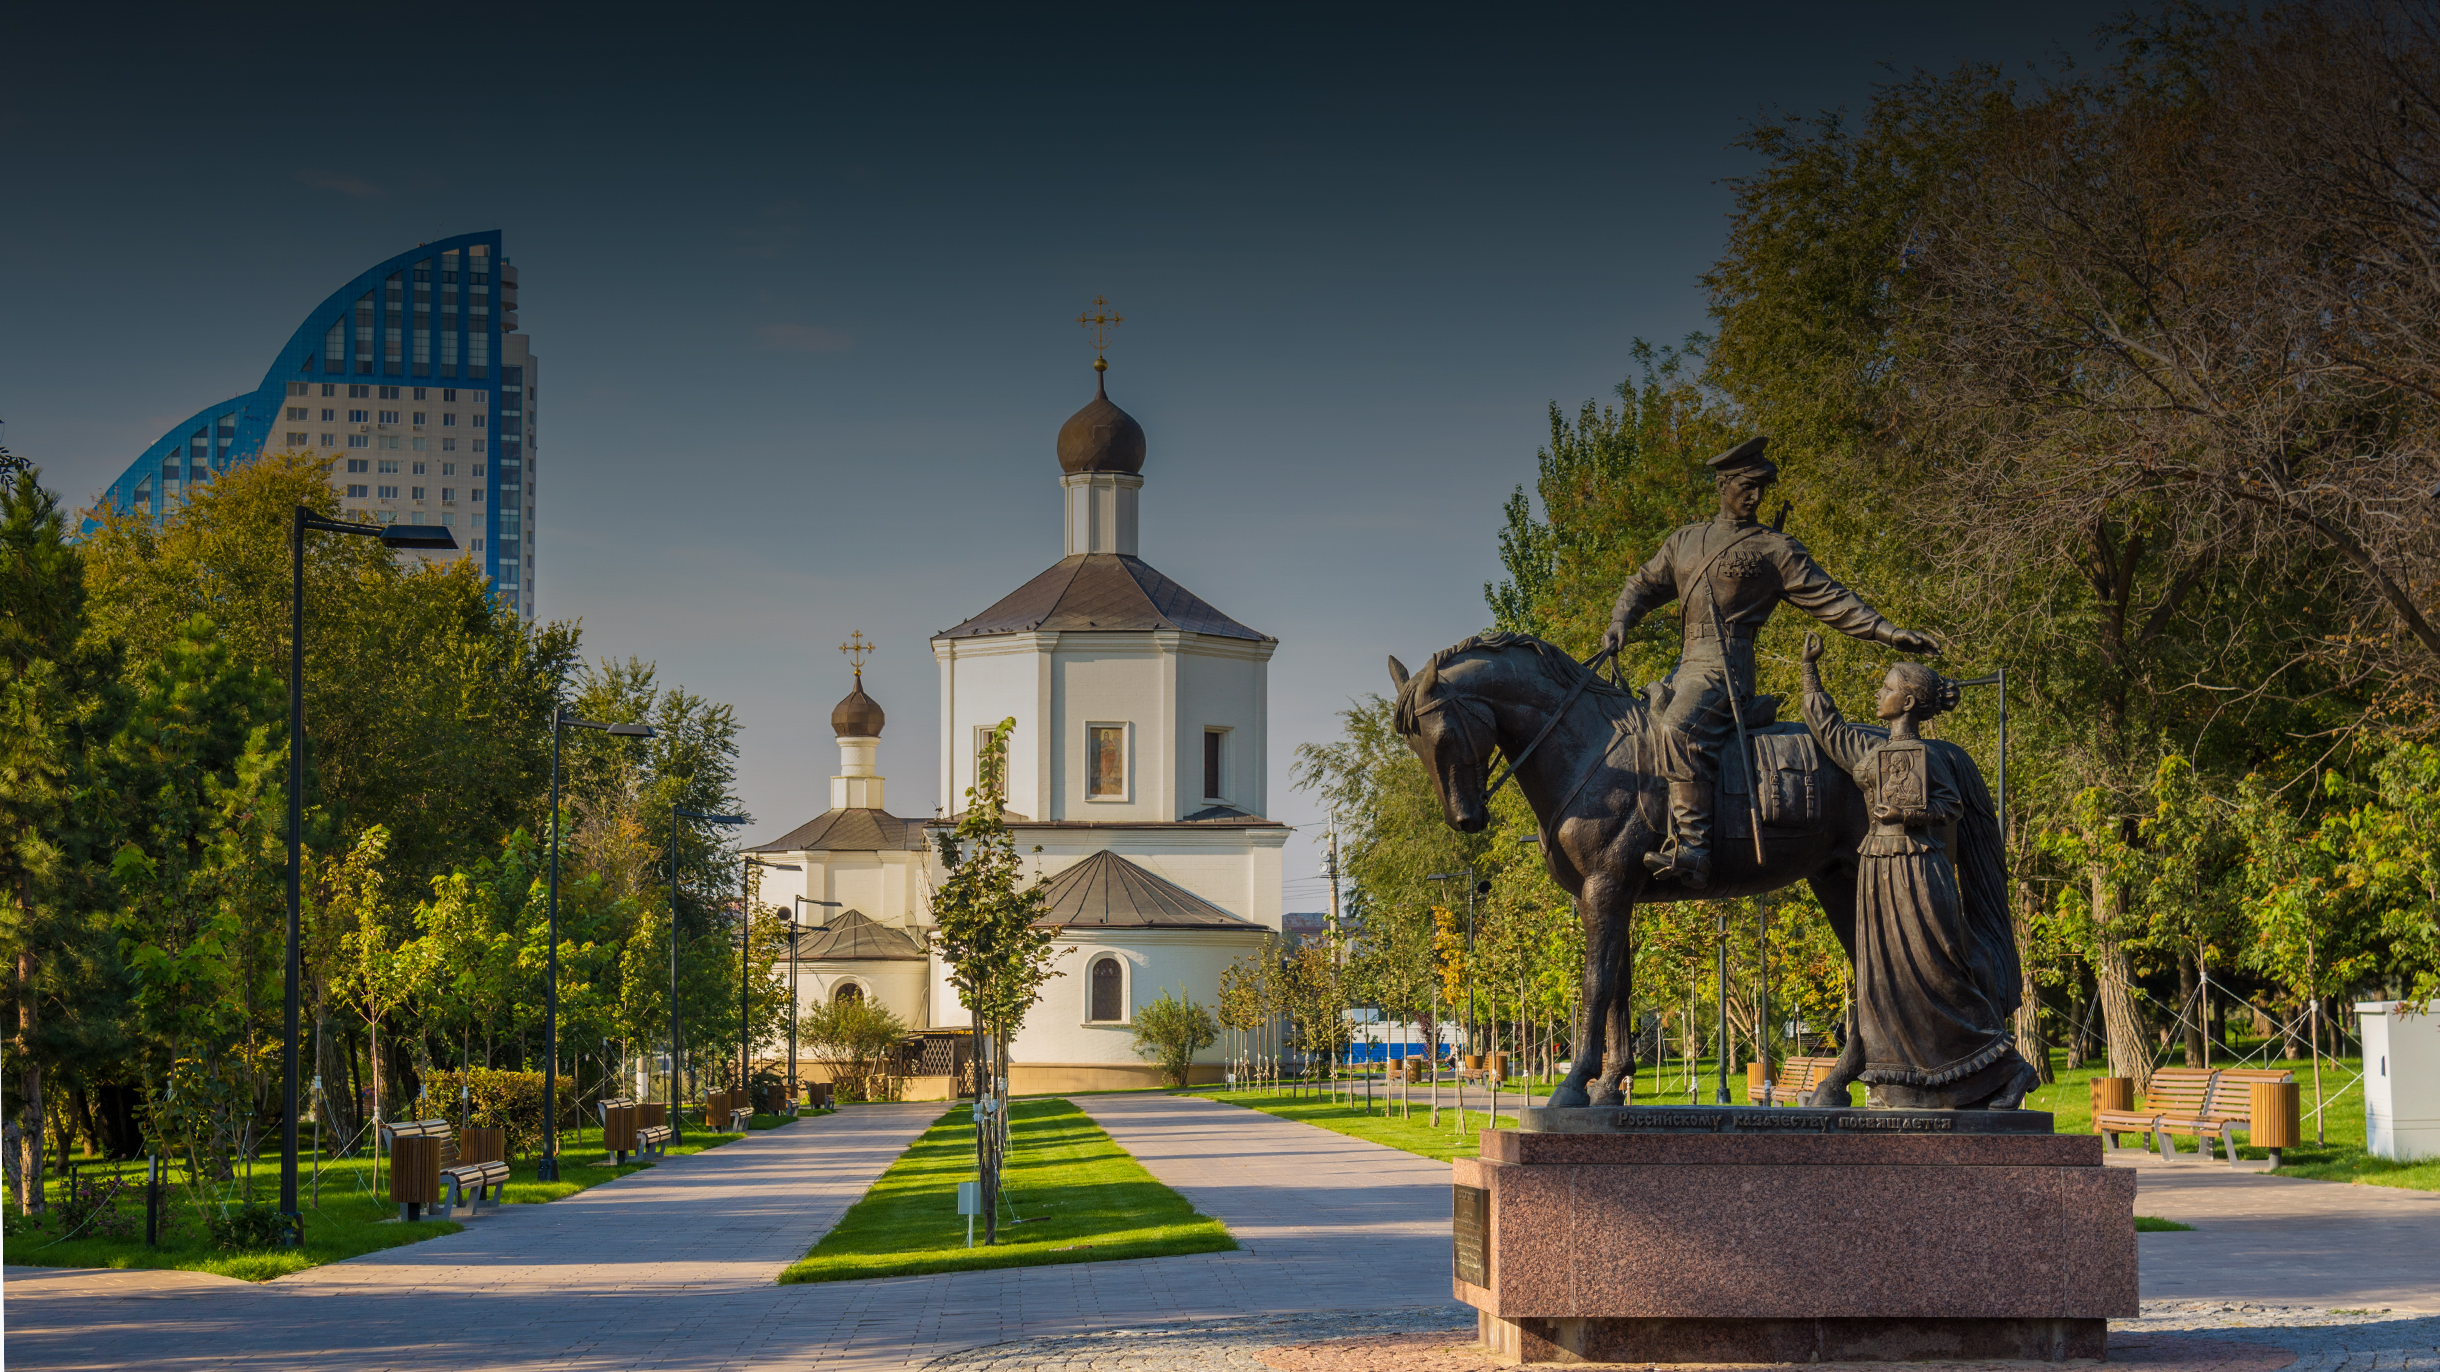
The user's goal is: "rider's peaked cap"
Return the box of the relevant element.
[1706,435,1776,478]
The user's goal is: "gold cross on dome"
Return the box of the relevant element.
[839,631,875,676]
[1077,296,1123,364]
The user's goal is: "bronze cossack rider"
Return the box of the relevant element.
[1602,436,1939,888]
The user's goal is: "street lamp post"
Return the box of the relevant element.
[792,895,843,1107]
[741,856,801,1102]
[538,708,654,1182]
[670,808,746,1135]
[283,508,455,1237]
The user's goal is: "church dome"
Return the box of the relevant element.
[830,675,885,738]
[1056,370,1146,475]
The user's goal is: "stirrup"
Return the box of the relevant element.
[1643,844,1710,888]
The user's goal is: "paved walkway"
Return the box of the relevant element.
[2112,1147,2440,1309]
[5,1095,1456,1371]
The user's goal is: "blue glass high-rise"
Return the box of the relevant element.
[92,229,537,615]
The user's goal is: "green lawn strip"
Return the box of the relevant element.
[1195,1087,1517,1162]
[2134,1215,2196,1231]
[780,1098,1234,1284]
[6,1118,790,1279]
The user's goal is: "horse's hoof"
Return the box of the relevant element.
[1548,1084,1590,1109]
[1988,1060,2044,1110]
[1805,1081,1852,1109]
[1589,1085,1624,1107]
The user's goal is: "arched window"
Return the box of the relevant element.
[834,982,863,1006]
[1089,957,1123,1022]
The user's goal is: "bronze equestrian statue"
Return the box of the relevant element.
[1389,436,2030,1111]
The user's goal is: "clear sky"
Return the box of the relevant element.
[4,3,2127,911]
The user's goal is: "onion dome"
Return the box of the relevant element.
[830,673,885,737]
[1056,367,1147,475]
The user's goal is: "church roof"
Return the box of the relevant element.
[791,909,927,961]
[749,808,927,854]
[935,553,1272,642]
[1032,849,1264,931]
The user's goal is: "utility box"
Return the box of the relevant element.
[2357,1001,2440,1162]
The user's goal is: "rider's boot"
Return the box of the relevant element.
[1642,778,1713,888]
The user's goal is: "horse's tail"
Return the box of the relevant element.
[1929,739,2019,1017]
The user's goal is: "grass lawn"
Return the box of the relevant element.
[780,1098,1234,1284]
[1194,1085,1518,1162]
[2134,1215,2196,1231]
[4,1117,790,1280]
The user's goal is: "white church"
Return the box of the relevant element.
[749,358,1286,1094]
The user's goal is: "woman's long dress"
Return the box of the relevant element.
[1802,681,2015,1090]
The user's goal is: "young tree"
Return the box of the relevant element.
[1130,989,1219,1087]
[929,717,1063,1242]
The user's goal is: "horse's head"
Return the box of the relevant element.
[1389,651,1495,833]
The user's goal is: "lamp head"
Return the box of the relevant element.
[606,722,655,737]
[380,524,458,550]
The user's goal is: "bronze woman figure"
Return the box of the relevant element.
[1800,634,2039,1109]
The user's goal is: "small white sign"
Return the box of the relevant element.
[956,1181,981,1216]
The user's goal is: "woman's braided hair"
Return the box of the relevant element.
[1888,660,1962,721]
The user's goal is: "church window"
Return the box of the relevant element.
[1203,729,1227,800]
[833,981,863,1005]
[1089,957,1123,1022]
[1086,724,1126,799]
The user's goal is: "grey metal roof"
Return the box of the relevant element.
[791,909,927,961]
[749,808,927,854]
[935,554,1273,642]
[1032,849,1264,931]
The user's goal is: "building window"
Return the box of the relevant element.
[347,460,368,473]
[377,486,398,499]
[441,513,455,526]
[410,487,425,501]
[441,463,456,476]
[411,412,426,426]
[285,432,307,447]
[349,410,368,423]
[411,438,426,452]
[471,489,484,502]
[286,407,307,421]
[378,410,399,424]
[1204,729,1227,800]
[441,413,456,427]
[377,460,398,474]
[441,488,456,503]
[379,385,400,401]
[347,435,368,448]
[473,439,485,453]
[442,389,458,403]
[1086,723,1127,800]
[413,387,427,401]
[321,433,337,447]
[411,461,425,475]
[345,484,367,498]
[378,436,399,450]
[1089,957,1124,1022]
[473,538,484,552]
[833,982,863,1006]
[472,414,486,428]
[441,438,457,451]
[472,464,485,478]
[348,385,370,399]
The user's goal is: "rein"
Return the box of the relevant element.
[1484,646,1617,800]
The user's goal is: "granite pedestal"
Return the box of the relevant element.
[1452,1108,2136,1364]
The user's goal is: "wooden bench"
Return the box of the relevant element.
[379,1118,510,1220]
[2162,1067,2298,1166]
[633,1102,673,1155]
[703,1089,751,1133]
[2094,1068,2215,1157]
[1746,1057,1843,1106]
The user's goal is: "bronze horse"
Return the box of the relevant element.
[1389,632,2003,1110]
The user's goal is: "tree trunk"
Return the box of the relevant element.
[316,1010,358,1145]
[17,948,43,1214]
[2196,947,2215,1064]
[2011,888,2050,1082]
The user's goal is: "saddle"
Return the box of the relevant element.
[1715,724,1823,839]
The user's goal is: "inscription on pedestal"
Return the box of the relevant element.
[1517,1105,2054,1135]
[1452,1184,1489,1287]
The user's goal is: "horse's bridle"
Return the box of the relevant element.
[1406,645,1618,802]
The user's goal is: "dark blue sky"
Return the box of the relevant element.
[5,3,2127,906]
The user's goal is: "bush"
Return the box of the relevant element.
[54,1173,139,1241]
[418,1068,580,1157]
[206,1201,301,1250]
[801,999,909,1102]
[1131,989,1219,1086]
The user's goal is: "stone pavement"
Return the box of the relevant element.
[5,1093,1455,1371]
[2112,1146,2440,1308]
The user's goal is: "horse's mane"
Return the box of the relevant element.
[1394,631,1633,733]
